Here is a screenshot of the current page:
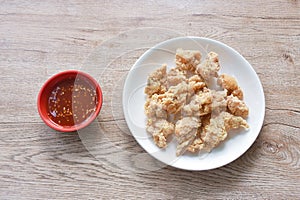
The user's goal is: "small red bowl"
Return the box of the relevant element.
[37,70,103,132]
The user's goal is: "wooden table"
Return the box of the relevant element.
[1,1,299,199]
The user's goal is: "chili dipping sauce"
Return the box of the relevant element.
[47,77,98,126]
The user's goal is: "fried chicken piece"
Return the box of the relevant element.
[231,88,243,100]
[160,82,188,114]
[187,137,203,153]
[144,64,167,96]
[227,95,249,118]
[223,112,249,130]
[145,94,174,148]
[144,95,167,119]
[211,89,228,115]
[146,119,175,148]
[176,48,201,72]
[186,114,211,153]
[175,117,201,156]
[175,117,200,141]
[217,74,243,99]
[188,75,206,94]
[198,114,211,141]
[187,120,206,153]
[201,112,249,152]
[182,88,212,117]
[217,74,238,91]
[197,52,220,80]
[167,68,187,87]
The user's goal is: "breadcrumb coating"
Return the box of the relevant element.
[176,48,201,72]
[182,88,212,117]
[146,119,175,148]
[217,74,238,91]
[227,95,249,118]
[187,138,203,152]
[217,74,244,100]
[167,68,187,87]
[188,75,206,94]
[161,82,189,114]
[197,52,220,80]
[211,89,228,115]
[231,88,243,100]
[144,64,167,96]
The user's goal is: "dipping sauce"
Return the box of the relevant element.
[47,77,98,126]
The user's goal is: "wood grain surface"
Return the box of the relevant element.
[0,0,299,199]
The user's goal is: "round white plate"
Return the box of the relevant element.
[122,37,265,171]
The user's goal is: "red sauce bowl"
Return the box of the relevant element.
[37,70,103,132]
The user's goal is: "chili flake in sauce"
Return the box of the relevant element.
[47,77,98,126]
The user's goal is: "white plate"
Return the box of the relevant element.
[122,37,265,171]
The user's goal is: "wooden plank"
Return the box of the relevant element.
[0,0,299,199]
[0,122,299,199]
